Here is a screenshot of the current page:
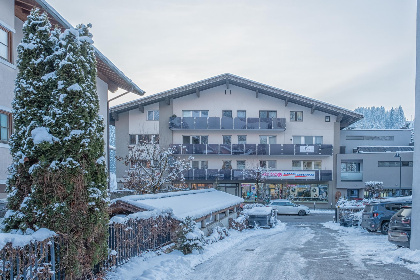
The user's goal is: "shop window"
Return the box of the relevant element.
[260,135,276,144]
[347,189,359,199]
[259,110,277,118]
[288,184,328,202]
[182,110,209,117]
[191,183,213,190]
[290,111,303,122]
[147,110,159,121]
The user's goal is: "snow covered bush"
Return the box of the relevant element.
[206,226,230,244]
[365,181,383,198]
[5,9,108,278]
[229,214,248,231]
[119,142,192,194]
[175,217,205,255]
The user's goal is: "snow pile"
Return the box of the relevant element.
[110,209,172,224]
[114,189,244,221]
[323,221,420,275]
[0,228,55,249]
[206,226,229,244]
[243,206,272,216]
[106,222,287,280]
[31,127,55,144]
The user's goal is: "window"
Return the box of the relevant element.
[378,161,413,167]
[237,110,246,118]
[222,110,232,118]
[259,111,277,118]
[182,110,208,117]
[292,136,323,144]
[290,111,303,122]
[259,135,276,144]
[0,27,11,63]
[192,160,208,169]
[183,135,208,144]
[292,160,322,170]
[223,135,231,145]
[147,110,159,121]
[346,135,394,141]
[341,162,361,172]
[238,135,247,145]
[129,135,136,145]
[347,189,359,199]
[138,134,159,144]
[222,160,232,169]
[260,160,276,169]
[0,113,10,142]
[325,116,330,122]
[237,160,246,170]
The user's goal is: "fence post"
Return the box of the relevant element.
[50,238,56,280]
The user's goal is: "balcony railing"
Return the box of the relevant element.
[169,117,286,131]
[340,172,363,181]
[182,169,333,181]
[171,144,333,156]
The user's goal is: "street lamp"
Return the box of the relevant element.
[394,152,402,196]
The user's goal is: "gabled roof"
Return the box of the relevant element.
[14,0,144,95]
[110,73,363,128]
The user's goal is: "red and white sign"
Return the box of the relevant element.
[261,171,316,180]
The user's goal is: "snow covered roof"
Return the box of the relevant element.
[110,73,363,128]
[355,146,414,153]
[14,0,144,95]
[112,189,244,221]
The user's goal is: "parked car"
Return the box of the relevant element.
[388,206,411,248]
[268,199,310,216]
[361,200,411,235]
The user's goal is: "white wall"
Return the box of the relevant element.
[129,103,159,134]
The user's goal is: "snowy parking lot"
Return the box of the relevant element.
[106,213,420,280]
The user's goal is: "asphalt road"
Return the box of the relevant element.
[185,213,419,280]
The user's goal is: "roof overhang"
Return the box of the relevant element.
[14,0,145,96]
[111,73,363,129]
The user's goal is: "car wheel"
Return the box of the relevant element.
[381,221,389,235]
[298,210,306,216]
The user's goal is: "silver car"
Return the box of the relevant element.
[268,199,310,216]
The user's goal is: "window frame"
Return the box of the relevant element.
[260,160,276,169]
[183,135,208,144]
[182,110,209,117]
[238,135,247,145]
[222,135,232,145]
[222,110,233,118]
[0,112,11,143]
[147,110,159,121]
[290,111,303,122]
[259,135,276,144]
[0,26,12,64]
[237,110,246,118]
[259,110,277,118]
[237,160,246,170]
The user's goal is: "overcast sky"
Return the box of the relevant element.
[47,0,417,119]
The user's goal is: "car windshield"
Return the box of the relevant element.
[399,208,412,217]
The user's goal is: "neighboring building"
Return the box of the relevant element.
[337,129,413,200]
[0,0,144,197]
[111,73,362,207]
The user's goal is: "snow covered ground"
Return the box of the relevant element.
[106,223,287,280]
[323,221,420,275]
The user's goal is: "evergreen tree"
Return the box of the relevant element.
[5,9,57,231]
[6,10,108,277]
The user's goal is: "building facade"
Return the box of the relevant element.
[337,129,413,199]
[111,73,362,207]
[0,0,143,197]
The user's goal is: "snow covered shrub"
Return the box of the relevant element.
[176,217,205,255]
[229,214,248,231]
[206,226,230,244]
[6,10,108,277]
[242,203,265,210]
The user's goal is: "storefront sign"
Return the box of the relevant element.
[300,145,314,153]
[261,171,316,180]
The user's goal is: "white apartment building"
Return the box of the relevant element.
[0,0,144,197]
[112,73,362,207]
